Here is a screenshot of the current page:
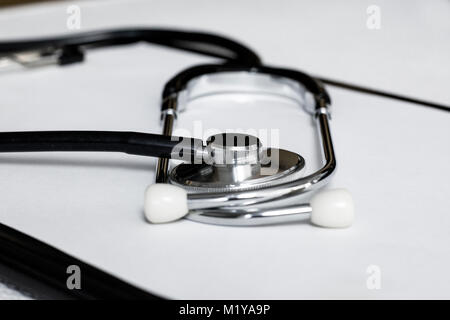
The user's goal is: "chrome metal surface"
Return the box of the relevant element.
[169,147,305,192]
[204,133,261,166]
[184,72,307,109]
[155,96,177,183]
[0,50,60,71]
[186,203,312,226]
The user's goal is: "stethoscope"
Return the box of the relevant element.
[1,28,448,229]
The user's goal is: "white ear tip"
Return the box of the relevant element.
[144,184,188,223]
[310,188,354,228]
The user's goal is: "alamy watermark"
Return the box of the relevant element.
[366,264,381,290]
[366,5,381,30]
[66,265,81,290]
[66,5,81,30]
[170,121,282,171]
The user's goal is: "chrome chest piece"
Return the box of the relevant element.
[169,133,305,192]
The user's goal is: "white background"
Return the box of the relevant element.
[0,0,449,299]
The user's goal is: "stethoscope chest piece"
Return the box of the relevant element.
[168,133,305,192]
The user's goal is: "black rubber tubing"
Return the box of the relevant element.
[0,222,162,299]
[0,131,201,159]
[0,28,262,66]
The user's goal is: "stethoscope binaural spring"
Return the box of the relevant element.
[0,28,448,228]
